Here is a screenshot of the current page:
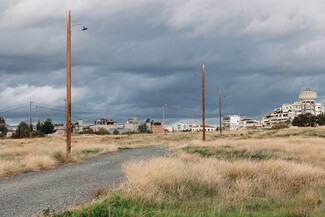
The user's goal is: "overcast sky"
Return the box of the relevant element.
[1,0,325,126]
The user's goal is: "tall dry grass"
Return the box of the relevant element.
[0,132,200,179]
[1,127,325,181]
[123,155,324,202]
[187,137,325,168]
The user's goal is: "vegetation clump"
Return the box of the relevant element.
[11,121,29,138]
[0,117,8,138]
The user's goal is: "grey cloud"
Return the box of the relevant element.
[1,0,325,125]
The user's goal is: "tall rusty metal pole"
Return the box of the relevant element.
[30,101,32,138]
[66,10,72,161]
[202,65,206,141]
[219,90,222,135]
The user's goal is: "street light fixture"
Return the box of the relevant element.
[66,10,88,161]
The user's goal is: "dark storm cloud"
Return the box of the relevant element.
[1,0,325,126]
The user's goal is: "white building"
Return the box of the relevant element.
[173,122,189,132]
[191,125,216,132]
[223,115,240,130]
[263,89,324,128]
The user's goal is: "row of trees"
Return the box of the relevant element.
[0,117,54,139]
[291,113,325,127]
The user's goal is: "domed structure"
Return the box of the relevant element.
[299,88,317,101]
[299,88,317,114]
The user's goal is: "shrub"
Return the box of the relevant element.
[11,121,29,139]
[86,128,94,134]
[32,130,45,138]
[138,123,148,133]
[96,128,110,135]
[271,122,288,130]
[37,119,54,134]
[0,117,8,138]
[113,129,119,135]
[52,151,66,163]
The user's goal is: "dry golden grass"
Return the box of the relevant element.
[0,132,200,179]
[122,155,324,201]
[187,137,325,168]
[32,127,325,216]
[1,127,325,181]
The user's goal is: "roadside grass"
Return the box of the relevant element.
[43,127,325,217]
[182,146,291,161]
[49,153,325,217]
[43,192,323,217]
[2,127,325,180]
[0,132,201,180]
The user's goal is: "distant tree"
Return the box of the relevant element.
[317,114,325,126]
[96,128,109,135]
[41,119,54,134]
[0,117,8,138]
[292,114,317,127]
[38,119,54,134]
[87,128,94,134]
[138,123,148,133]
[36,121,41,131]
[12,121,29,138]
[113,129,120,135]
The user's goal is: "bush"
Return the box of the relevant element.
[271,122,288,130]
[113,129,120,135]
[52,151,66,163]
[292,114,317,127]
[32,130,45,138]
[37,119,54,134]
[96,128,110,135]
[317,114,325,126]
[138,123,148,133]
[11,121,29,139]
[0,117,8,138]
[86,128,94,134]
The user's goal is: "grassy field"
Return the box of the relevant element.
[0,131,205,179]
[29,127,325,216]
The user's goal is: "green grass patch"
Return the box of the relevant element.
[47,192,325,217]
[183,146,292,161]
[117,147,132,151]
[52,151,66,163]
[81,149,103,157]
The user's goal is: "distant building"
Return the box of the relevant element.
[144,119,163,133]
[90,117,118,132]
[263,89,324,128]
[124,117,139,132]
[240,118,260,129]
[5,124,16,138]
[223,115,240,130]
[191,125,216,132]
[173,122,189,132]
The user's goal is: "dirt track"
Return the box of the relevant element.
[0,147,167,217]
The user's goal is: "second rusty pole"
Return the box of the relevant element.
[219,90,222,135]
[66,10,72,161]
[202,64,205,141]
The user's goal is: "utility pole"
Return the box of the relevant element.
[66,10,72,161]
[162,104,167,132]
[35,106,38,128]
[64,99,67,135]
[202,64,205,141]
[219,90,222,135]
[259,112,261,128]
[30,101,32,138]
[238,105,241,117]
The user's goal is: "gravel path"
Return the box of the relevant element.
[0,147,167,217]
